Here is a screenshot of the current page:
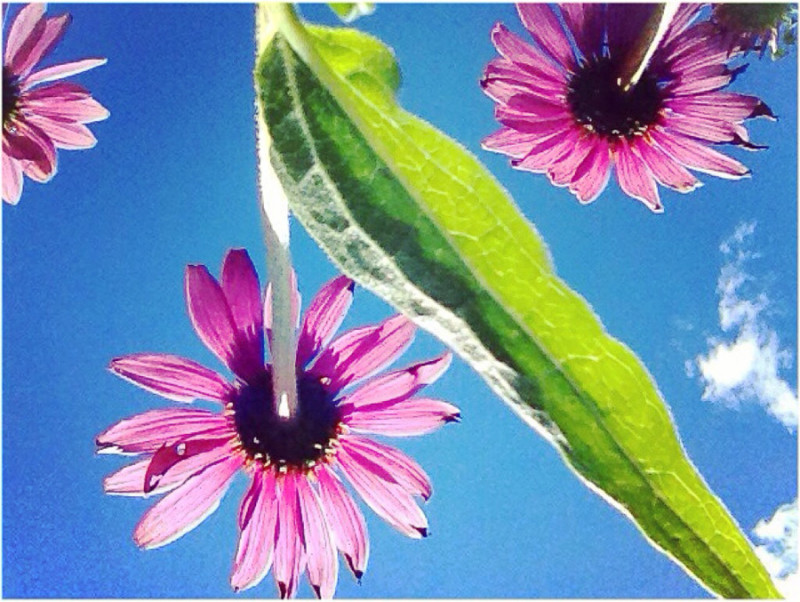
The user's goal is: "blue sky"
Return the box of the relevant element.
[2,3,797,598]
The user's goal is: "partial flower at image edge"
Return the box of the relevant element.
[2,3,108,205]
[480,3,776,212]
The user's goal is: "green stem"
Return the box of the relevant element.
[255,2,298,420]
[617,2,680,91]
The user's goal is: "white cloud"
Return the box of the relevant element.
[695,223,798,594]
[694,221,798,430]
[720,220,757,255]
[752,499,799,597]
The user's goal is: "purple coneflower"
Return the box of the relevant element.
[97,249,458,598]
[710,3,797,57]
[481,4,775,211]
[2,3,108,205]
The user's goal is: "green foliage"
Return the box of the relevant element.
[327,3,375,23]
[255,11,781,599]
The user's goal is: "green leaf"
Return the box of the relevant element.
[327,2,375,23]
[255,8,781,599]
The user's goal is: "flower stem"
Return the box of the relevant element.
[617,2,680,91]
[255,3,298,420]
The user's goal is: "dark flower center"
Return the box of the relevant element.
[567,56,662,139]
[230,368,341,469]
[3,67,21,125]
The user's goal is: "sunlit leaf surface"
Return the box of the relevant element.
[255,11,780,599]
[327,2,375,23]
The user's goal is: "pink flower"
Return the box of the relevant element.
[481,4,775,212]
[2,3,108,205]
[710,3,797,58]
[97,249,459,598]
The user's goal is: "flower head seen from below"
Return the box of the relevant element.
[481,4,775,212]
[711,3,798,58]
[2,3,108,205]
[97,249,459,598]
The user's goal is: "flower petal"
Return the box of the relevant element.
[343,436,433,499]
[95,408,231,454]
[23,80,91,100]
[670,65,734,96]
[104,442,234,498]
[4,119,56,182]
[481,127,542,159]
[547,134,595,187]
[650,128,749,179]
[273,473,306,599]
[662,22,731,73]
[15,14,71,77]
[109,353,233,403]
[659,4,703,50]
[4,3,45,70]
[311,315,416,392]
[662,112,738,144]
[316,466,369,580]
[503,93,568,120]
[666,92,774,122]
[337,444,428,539]
[343,397,461,437]
[23,57,107,87]
[231,471,279,592]
[489,23,567,85]
[516,4,575,70]
[2,152,24,205]
[670,46,732,78]
[614,139,662,212]
[103,459,154,496]
[297,275,354,368]
[23,90,109,123]
[24,113,97,149]
[144,439,231,494]
[481,57,565,103]
[569,139,611,204]
[297,476,338,599]
[221,249,265,377]
[635,139,700,193]
[512,128,579,174]
[133,455,241,549]
[342,352,452,408]
[184,264,250,378]
[660,20,711,63]
[494,106,573,138]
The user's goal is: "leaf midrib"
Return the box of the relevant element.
[267,25,766,597]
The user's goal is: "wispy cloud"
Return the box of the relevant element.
[692,222,798,430]
[752,499,799,597]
